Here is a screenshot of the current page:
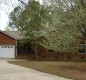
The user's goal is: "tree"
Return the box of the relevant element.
[9,0,51,35]
[49,0,86,38]
[40,0,84,55]
[9,0,52,59]
[9,6,22,30]
[42,28,79,52]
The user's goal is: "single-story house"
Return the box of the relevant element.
[0,30,86,61]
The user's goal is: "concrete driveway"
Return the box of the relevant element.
[0,60,71,80]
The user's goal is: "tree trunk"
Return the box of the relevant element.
[34,40,38,60]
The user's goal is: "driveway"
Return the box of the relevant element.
[0,60,71,80]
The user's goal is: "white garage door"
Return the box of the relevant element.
[0,45,15,58]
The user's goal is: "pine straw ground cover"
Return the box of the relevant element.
[8,61,86,80]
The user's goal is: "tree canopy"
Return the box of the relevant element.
[9,0,86,53]
[49,0,86,38]
[9,0,51,39]
[41,0,86,52]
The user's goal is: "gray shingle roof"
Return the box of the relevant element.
[3,31,23,40]
[2,31,45,40]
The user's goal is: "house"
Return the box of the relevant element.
[0,30,86,61]
[37,39,86,61]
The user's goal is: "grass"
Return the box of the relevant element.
[8,61,86,80]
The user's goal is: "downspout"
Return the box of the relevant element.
[15,40,18,58]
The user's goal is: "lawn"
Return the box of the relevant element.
[8,61,86,80]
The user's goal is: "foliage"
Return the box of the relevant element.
[39,0,86,52]
[9,0,86,53]
[41,27,80,52]
[9,6,22,30]
[49,0,86,38]
[9,0,52,59]
[9,0,51,39]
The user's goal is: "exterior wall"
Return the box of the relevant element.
[0,32,16,45]
[37,44,86,61]
[0,32,16,58]
[37,44,58,60]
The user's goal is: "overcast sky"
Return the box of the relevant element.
[0,0,20,30]
[0,0,42,31]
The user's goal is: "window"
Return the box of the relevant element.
[1,46,12,48]
[79,41,86,53]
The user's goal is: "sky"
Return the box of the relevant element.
[0,0,43,31]
[0,0,20,30]
[0,10,9,30]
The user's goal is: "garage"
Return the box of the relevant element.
[0,31,16,58]
[0,45,15,58]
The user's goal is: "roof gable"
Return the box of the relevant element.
[3,31,23,40]
[0,31,16,40]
